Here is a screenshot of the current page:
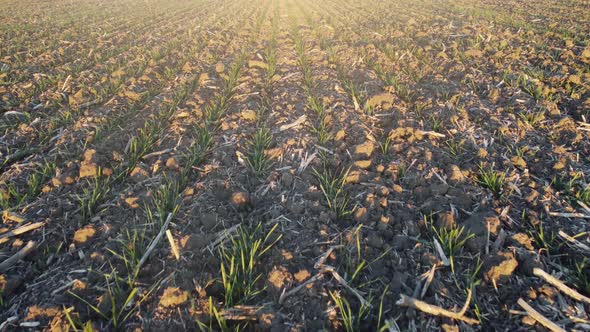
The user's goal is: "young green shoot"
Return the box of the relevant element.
[477,164,506,197]
[330,291,371,332]
[219,223,282,307]
[76,176,111,221]
[245,127,273,178]
[427,214,474,273]
[313,165,352,219]
[68,270,159,330]
[149,177,181,224]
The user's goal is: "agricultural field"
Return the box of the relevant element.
[1,0,589,330]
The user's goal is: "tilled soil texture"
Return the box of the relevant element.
[1,0,590,330]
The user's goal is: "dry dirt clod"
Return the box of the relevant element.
[240,109,257,121]
[447,165,465,184]
[377,214,390,231]
[470,214,502,236]
[266,266,293,297]
[230,191,250,209]
[200,212,218,230]
[484,251,518,286]
[257,310,281,330]
[165,157,179,169]
[436,211,456,230]
[183,234,211,250]
[294,269,311,283]
[73,225,96,244]
[353,207,369,223]
[354,159,372,169]
[354,141,374,159]
[404,219,421,237]
[509,233,535,250]
[159,287,189,308]
[430,183,449,196]
[366,93,394,110]
[0,274,23,298]
[281,171,293,187]
[345,170,362,184]
[248,60,267,70]
[515,250,543,275]
[212,180,230,200]
[420,252,440,266]
[367,232,384,248]
[130,166,149,182]
[392,234,414,251]
[511,156,527,168]
[79,149,99,178]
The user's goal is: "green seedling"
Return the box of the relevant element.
[68,271,159,331]
[394,82,415,103]
[203,100,224,124]
[575,184,590,204]
[196,297,244,332]
[570,257,590,296]
[330,291,371,332]
[76,177,111,221]
[311,116,332,145]
[107,227,149,281]
[264,42,277,86]
[0,183,26,210]
[477,164,506,197]
[427,214,474,273]
[338,69,366,112]
[222,59,245,96]
[378,133,393,160]
[397,162,409,181]
[525,215,561,255]
[518,76,544,101]
[444,138,465,158]
[246,127,273,177]
[518,110,545,128]
[220,223,281,307]
[1,159,55,209]
[306,94,325,117]
[149,177,180,224]
[550,173,590,206]
[301,65,315,93]
[122,122,161,177]
[313,165,352,219]
[376,285,394,331]
[63,307,95,332]
[181,124,214,182]
[341,225,389,288]
[26,160,56,197]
